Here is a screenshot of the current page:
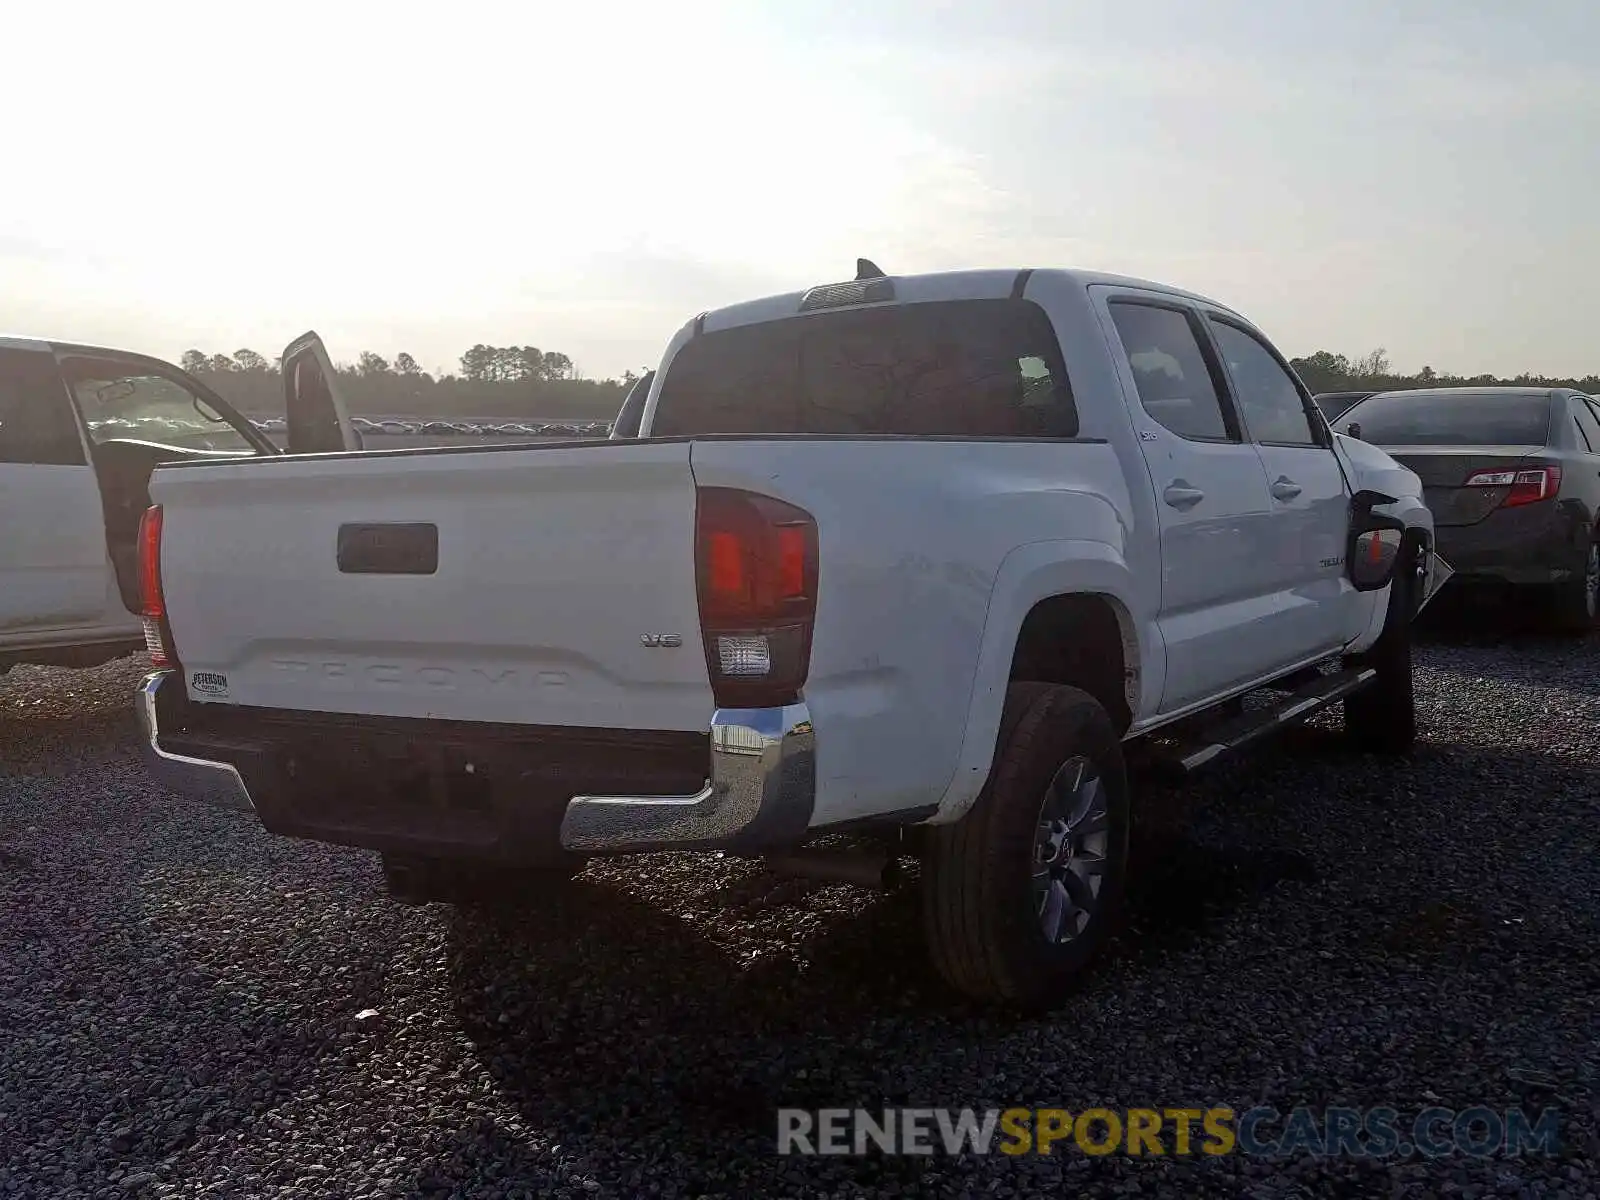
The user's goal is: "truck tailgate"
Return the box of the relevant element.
[150,442,715,730]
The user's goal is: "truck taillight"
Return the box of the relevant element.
[138,504,173,668]
[694,487,818,708]
[1464,465,1561,508]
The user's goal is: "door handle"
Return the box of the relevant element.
[1270,477,1302,501]
[1163,482,1205,510]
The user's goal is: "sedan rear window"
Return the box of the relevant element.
[1343,391,1552,447]
[649,298,1078,438]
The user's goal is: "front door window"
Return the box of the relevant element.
[70,365,255,453]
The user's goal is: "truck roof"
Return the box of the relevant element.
[0,336,212,378]
[0,334,173,360]
[696,267,1244,336]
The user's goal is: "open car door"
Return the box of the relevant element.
[282,332,362,453]
[609,370,654,439]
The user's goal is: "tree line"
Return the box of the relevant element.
[1289,348,1600,397]
[180,344,643,421]
[176,341,1600,424]
[180,343,594,383]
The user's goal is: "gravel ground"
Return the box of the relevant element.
[0,622,1596,1199]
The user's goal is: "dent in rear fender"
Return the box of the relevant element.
[927,539,1150,825]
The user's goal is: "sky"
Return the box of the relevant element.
[2,0,1596,381]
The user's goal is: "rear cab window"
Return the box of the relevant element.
[1344,392,1553,446]
[648,298,1078,438]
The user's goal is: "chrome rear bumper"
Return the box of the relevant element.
[137,672,254,813]
[559,703,815,852]
[137,670,816,853]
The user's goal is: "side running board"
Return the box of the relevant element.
[1152,667,1377,781]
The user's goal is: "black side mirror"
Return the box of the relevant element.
[1348,489,1405,591]
[1345,421,1362,440]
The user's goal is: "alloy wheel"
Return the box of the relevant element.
[1031,756,1111,945]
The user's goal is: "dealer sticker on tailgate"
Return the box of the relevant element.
[191,671,230,700]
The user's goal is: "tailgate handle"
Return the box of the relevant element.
[337,523,439,575]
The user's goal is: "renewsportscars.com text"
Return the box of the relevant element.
[776,1106,1560,1160]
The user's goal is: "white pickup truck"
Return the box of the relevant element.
[137,265,1439,1008]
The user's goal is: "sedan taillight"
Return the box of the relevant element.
[1463,466,1561,508]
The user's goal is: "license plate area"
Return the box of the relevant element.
[191,707,711,858]
[282,733,517,849]
[336,522,439,575]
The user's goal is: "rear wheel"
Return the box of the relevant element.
[1343,537,1420,754]
[921,683,1130,1010]
[1547,537,1599,636]
[381,852,587,906]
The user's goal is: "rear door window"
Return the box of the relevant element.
[1581,399,1600,450]
[1572,398,1600,451]
[1107,301,1235,441]
[0,348,85,465]
[1343,392,1553,446]
[649,298,1078,438]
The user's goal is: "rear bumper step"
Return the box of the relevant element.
[138,673,255,813]
[137,670,816,857]
[560,704,815,853]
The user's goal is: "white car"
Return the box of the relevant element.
[136,266,1440,1008]
[0,336,278,675]
[0,332,362,678]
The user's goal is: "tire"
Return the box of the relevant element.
[381,852,587,906]
[1343,537,1420,755]
[921,683,1131,1010]
[1547,536,1598,636]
